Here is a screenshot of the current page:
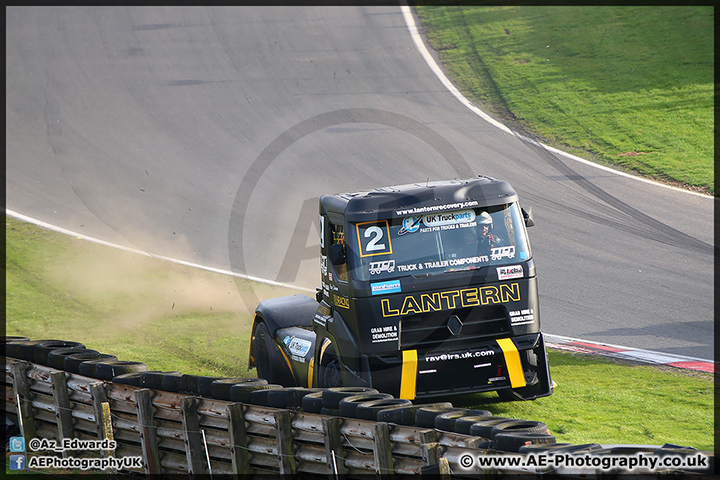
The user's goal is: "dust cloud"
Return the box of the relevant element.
[45,235,296,334]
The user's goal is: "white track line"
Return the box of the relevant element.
[399,4,712,200]
[5,209,315,294]
[7,208,711,366]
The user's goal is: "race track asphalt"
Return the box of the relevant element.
[6,6,713,359]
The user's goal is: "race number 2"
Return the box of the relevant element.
[357,220,392,257]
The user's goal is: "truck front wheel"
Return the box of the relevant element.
[251,321,296,386]
[319,343,343,388]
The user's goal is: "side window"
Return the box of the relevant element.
[330,222,348,282]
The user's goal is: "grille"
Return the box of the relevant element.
[399,305,511,352]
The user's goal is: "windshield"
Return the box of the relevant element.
[348,203,531,282]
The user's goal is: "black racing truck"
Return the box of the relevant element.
[249,176,552,401]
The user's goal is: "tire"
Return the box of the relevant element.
[452,414,496,435]
[47,348,98,370]
[33,341,85,365]
[435,409,493,432]
[518,443,574,454]
[320,407,341,416]
[197,376,227,397]
[229,383,284,403]
[322,387,379,410]
[301,391,325,413]
[112,372,145,387]
[248,386,288,406]
[160,372,184,392]
[211,378,268,400]
[338,393,394,418]
[3,337,29,357]
[252,322,294,386]
[3,336,29,343]
[318,343,343,388]
[180,374,201,394]
[415,407,467,429]
[268,387,324,409]
[468,418,515,439]
[490,420,550,439]
[94,361,148,380]
[494,432,556,453]
[355,398,413,421]
[14,340,58,362]
[66,353,117,374]
[377,402,454,426]
[141,371,179,389]
[77,357,119,377]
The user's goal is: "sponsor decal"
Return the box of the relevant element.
[422,209,476,228]
[497,265,523,280]
[398,216,421,235]
[491,246,515,261]
[334,295,350,309]
[370,325,399,343]
[395,200,479,216]
[369,259,396,275]
[509,308,535,325]
[371,280,402,295]
[320,255,328,276]
[401,210,477,235]
[357,220,393,257]
[424,350,495,362]
[283,336,312,358]
[380,283,521,317]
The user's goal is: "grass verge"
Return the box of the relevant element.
[4,216,714,451]
[413,5,714,194]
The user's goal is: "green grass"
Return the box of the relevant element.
[4,216,714,452]
[413,5,714,193]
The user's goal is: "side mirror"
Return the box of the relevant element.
[522,207,535,227]
[329,243,346,265]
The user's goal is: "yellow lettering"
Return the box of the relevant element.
[500,283,520,302]
[381,298,399,317]
[420,293,441,312]
[479,286,500,305]
[379,283,521,317]
[440,290,461,309]
[401,296,423,315]
[460,288,480,307]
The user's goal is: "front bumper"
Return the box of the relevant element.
[367,333,552,400]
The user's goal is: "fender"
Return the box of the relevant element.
[254,294,316,334]
[248,294,316,373]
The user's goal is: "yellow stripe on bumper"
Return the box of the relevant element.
[400,349,418,400]
[497,338,527,389]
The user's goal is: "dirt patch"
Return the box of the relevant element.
[618,151,653,156]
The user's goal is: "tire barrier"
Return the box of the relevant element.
[338,393,394,418]
[64,352,118,374]
[46,348,98,370]
[2,337,714,476]
[32,340,86,366]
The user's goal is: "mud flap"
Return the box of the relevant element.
[498,334,552,400]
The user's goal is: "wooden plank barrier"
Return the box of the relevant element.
[3,356,713,477]
[2,357,487,476]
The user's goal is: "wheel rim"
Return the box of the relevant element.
[323,357,342,388]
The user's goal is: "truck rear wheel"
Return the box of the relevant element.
[252,322,276,382]
[252,321,296,386]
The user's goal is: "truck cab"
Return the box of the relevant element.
[249,176,552,401]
